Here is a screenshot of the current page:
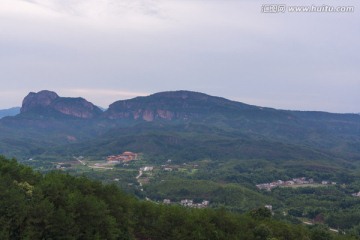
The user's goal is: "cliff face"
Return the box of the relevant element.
[20,90,102,119]
[104,92,193,121]
[21,90,59,113]
[105,103,177,121]
[103,90,255,121]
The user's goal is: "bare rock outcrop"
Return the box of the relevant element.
[20,90,102,119]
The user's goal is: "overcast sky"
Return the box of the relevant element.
[0,0,359,113]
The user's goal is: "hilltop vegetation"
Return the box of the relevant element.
[0,156,356,240]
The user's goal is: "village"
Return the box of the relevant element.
[256,177,337,191]
[54,156,346,200]
[135,163,209,208]
[54,151,139,171]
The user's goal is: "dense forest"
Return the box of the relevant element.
[0,156,358,240]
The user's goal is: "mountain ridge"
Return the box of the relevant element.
[13,90,360,119]
[1,90,359,161]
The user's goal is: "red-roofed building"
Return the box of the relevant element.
[107,151,138,162]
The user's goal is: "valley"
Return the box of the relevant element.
[1,90,360,236]
[18,149,360,235]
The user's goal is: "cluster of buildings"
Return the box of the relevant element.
[256,177,316,191]
[106,151,138,163]
[163,199,210,208]
[321,180,337,185]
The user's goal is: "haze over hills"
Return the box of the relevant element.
[0,107,20,119]
[0,90,359,163]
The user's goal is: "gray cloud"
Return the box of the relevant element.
[0,0,359,112]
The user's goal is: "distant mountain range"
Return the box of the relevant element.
[16,90,259,121]
[0,90,359,163]
[0,107,20,119]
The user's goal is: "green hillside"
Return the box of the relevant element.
[0,156,354,240]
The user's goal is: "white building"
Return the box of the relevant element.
[141,166,154,171]
[163,199,171,204]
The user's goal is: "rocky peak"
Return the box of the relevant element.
[21,90,59,113]
[20,90,102,119]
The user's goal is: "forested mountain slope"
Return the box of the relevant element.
[0,90,359,162]
[0,156,350,240]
